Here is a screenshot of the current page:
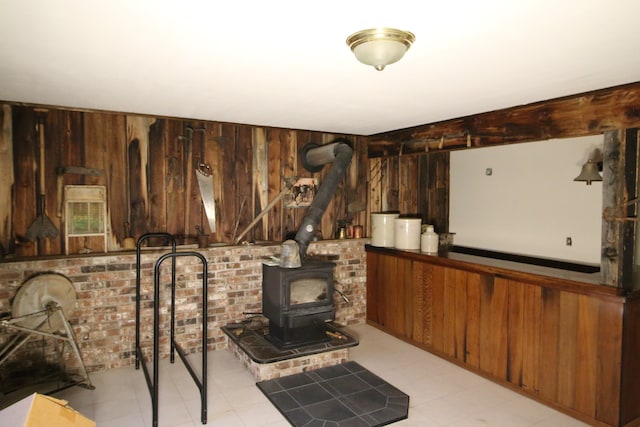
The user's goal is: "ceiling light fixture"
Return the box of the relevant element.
[346,28,415,71]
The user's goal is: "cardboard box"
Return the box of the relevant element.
[0,393,95,427]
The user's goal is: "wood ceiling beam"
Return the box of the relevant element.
[367,82,640,158]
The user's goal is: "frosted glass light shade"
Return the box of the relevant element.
[347,28,415,71]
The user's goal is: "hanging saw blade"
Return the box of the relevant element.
[195,163,216,233]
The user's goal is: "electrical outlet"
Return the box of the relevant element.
[485,168,493,176]
[566,237,572,246]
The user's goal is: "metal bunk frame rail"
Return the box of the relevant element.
[135,233,208,426]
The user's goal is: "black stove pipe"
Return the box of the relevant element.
[295,139,353,258]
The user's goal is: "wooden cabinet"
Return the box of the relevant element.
[366,248,640,427]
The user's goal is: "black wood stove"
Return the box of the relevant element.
[261,139,352,350]
[262,260,335,349]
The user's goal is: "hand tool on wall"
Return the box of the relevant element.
[233,188,288,244]
[183,128,193,236]
[26,122,58,241]
[179,126,207,236]
[233,177,297,244]
[195,162,216,234]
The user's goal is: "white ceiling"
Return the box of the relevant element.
[1,1,639,136]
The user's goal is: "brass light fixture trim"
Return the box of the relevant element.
[346,28,415,71]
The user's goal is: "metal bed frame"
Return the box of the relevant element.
[135,233,208,426]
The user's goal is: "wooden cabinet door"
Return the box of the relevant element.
[367,252,427,341]
[366,252,412,338]
[422,264,488,368]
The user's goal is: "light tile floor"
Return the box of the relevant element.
[55,324,589,427]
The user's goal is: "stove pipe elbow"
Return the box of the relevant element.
[295,139,353,258]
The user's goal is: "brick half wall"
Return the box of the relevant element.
[0,240,368,372]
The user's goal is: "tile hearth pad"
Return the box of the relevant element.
[222,320,358,364]
[257,361,409,427]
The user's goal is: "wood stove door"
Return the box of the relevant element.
[288,276,330,307]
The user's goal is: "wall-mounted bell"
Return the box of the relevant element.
[574,160,603,185]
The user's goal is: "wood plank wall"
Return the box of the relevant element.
[4,82,640,258]
[366,152,448,232]
[0,104,368,257]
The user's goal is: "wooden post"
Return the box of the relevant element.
[601,128,639,289]
[0,105,13,254]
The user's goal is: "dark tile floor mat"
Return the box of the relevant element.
[256,361,409,426]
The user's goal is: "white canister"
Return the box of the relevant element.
[394,218,422,250]
[370,212,399,247]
